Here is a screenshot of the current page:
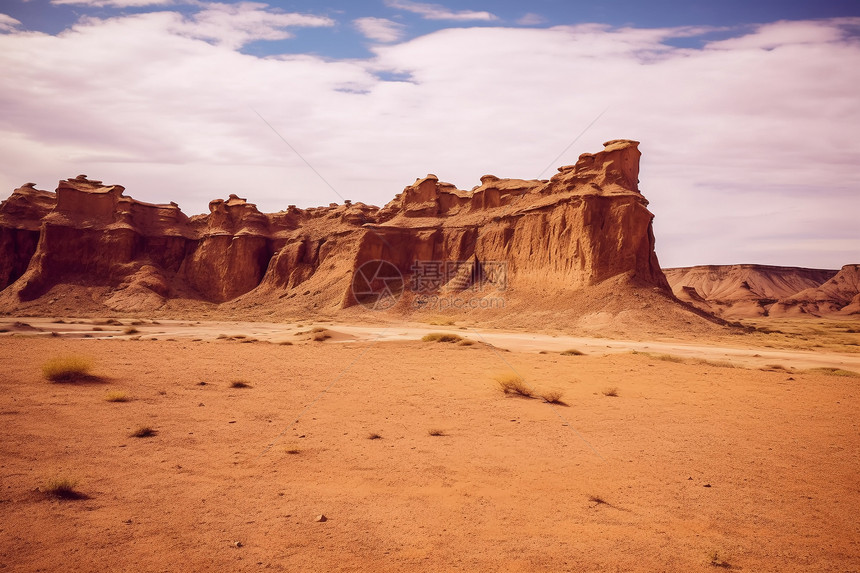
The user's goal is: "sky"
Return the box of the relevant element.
[1,0,859,269]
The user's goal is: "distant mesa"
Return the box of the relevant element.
[1,140,850,329]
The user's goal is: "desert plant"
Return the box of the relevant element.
[42,355,95,382]
[428,429,446,436]
[42,478,82,500]
[560,349,585,356]
[540,390,565,404]
[494,373,533,397]
[367,433,382,440]
[807,367,860,378]
[123,327,139,335]
[312,332,331,342]
[588,494,607,505]
[708,550,731,568]
[104,390,130,402]
[458,339,475,346]
[230,380,252,388]
[422,332,463,343]
[602,387,619,397]
[130,426,157,438]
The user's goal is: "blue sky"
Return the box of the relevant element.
[1,0,859,267]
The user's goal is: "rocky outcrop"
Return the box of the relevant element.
[769,265,860,316]
[662,264,860,318]
[0,140,704,330]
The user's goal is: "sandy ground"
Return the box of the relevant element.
[1,325,859,572]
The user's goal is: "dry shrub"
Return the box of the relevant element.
[494,373,533,397]
[602,387,619,397]
[42,356,95,383]
[105,390,130,402]
[560,349,585,356]
[540,390,565,404]
[422,332,463,343]
[42,478,82,500]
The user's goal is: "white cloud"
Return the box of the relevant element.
[52,0,174,7]
[354,17,405,43]
[516,13,546,26]
[0,14,22,32]
[0,15,858,268]
[176,2,334,48]
[384,0,496,22]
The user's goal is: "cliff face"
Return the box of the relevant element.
[0,140,681,326]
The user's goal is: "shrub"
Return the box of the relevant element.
[123,327,139,335]
[130,426,157,438]
[807,367,860,378]
[494,373,533,397]
[540,390,565,404]
[428,429,445,436]
[42,478,82,500]
[312,331,331,342]
[42,356,95,383]
[104,390,130,402]
[230,380,252,388]
[422,332,463,343]
[367,433,382,440]
[560,349,584,356]
[458,339,475,346]
[602,387,619,397]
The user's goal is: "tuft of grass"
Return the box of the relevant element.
[285,448,301,455]
[123,327,139,335]
[42,355,95,383]
[560,349,585,356]
[130,426,157,438]
[494,373,533,397]
[602,387,619,397]
[42,478,82,500]
[367,433,382,440]
[422,332,463,343]
[540,390,566,405]
[428,429,446,436]
[806,367,860,378]
[458,339,475,346]
[104,390,130,403]
[312,331,331,342]
[230,380,252,388]
[588,494,607,505]
[708,550,731,568]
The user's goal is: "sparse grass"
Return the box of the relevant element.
[494,373,533,397]
[130,426,157,438]
[806,367,860,378]
[588,494,607,505]
[708,549,731,568]
[540,390,566,405]
[123,327,139,335]
[458,339,475,346]
[230,380,252,388]
[428,429,446,436]
[367,433,382,440]
[422,332,463,343]
[312,331,331,342]
[560,349,585,356]
[602,387,619,397]
[104,390,130,402]
[42,478,82,500]
[42,355,95,383]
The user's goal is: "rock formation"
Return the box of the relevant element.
[0,140,727,332]
[664,264,859,318]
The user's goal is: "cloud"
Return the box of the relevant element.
[384,0,497,22]
[0,14,22,32]
[354,17,405,43]
[52,0,174,6]
[174,2,334,48]
[516,13,546,26]
[0,15,858,268]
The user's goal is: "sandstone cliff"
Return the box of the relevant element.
[0,140,722,333]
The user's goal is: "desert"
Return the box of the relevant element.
[1,133,859,572]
